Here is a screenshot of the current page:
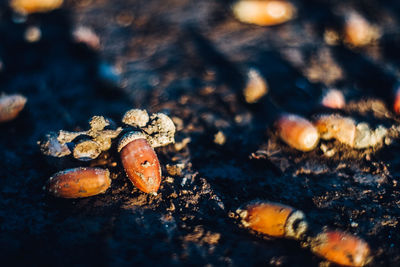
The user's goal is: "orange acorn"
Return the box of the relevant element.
[275,114,319,152]
[118,131,161,194]
[310,230,371,267]
[10,0,63,14]
[237,201,308,240]
[232,0,296,26]
[46,167,111,198]
[394,85,400,115]
[0,94,27,123]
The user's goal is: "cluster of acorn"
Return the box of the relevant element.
[274,89,391,153]
[9,1,388,265]
[237,201,371,267]
[39,109,176,198]
[232,0,381,48]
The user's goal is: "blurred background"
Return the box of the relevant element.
[0,0,400,266]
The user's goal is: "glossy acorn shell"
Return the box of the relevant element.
[119,133,161,194]
[10,0,63,14]
[310,230,371,267]
[46,167,111,198]
[237,201,308,239]
[276,114,319,152]
[232,0,296,26]
[394,88,400,114]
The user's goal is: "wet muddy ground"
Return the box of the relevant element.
[1,0,400,266]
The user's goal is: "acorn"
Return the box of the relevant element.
[237,201,308,240]
[118,131,162,194]
[0,94,27,123]
[394,84,400,115]
[275,114,319,152]
[10,0,63,14]
[309,229,371,267]
[232,0,296,26]
[46,167,111,198]
[314,114,356,147]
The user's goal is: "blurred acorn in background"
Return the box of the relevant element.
[232,0,296,26]
[393,83,400,115]
[10,0,63,14]
[275,114,319,152]
[0,94,27,123]
[309,229,371,267]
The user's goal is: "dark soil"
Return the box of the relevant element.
[1,0,400,266]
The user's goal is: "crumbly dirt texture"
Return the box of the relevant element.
[1,0,400,266]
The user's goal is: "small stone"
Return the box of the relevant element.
[321,89,345,109]
[166,163,185,176]
[24,26,41,43]
[214,131,226,145]
[72,26,100,50]
[174,137,191,151]
[243,68,268,104]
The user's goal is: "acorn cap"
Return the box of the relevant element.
[122,109,149,128]
[73,139,102,161]
[117,131,147,152]
[285,210,308,240]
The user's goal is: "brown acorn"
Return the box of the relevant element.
[0,94,27,123]
[275,114,319,152]
[232,0,296,26]
[10,0,63,14]
[394,85,400,115]
[310,230,371,267]
[118,131,161,194]
[46,167,111,198]
[237,201,308,240]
